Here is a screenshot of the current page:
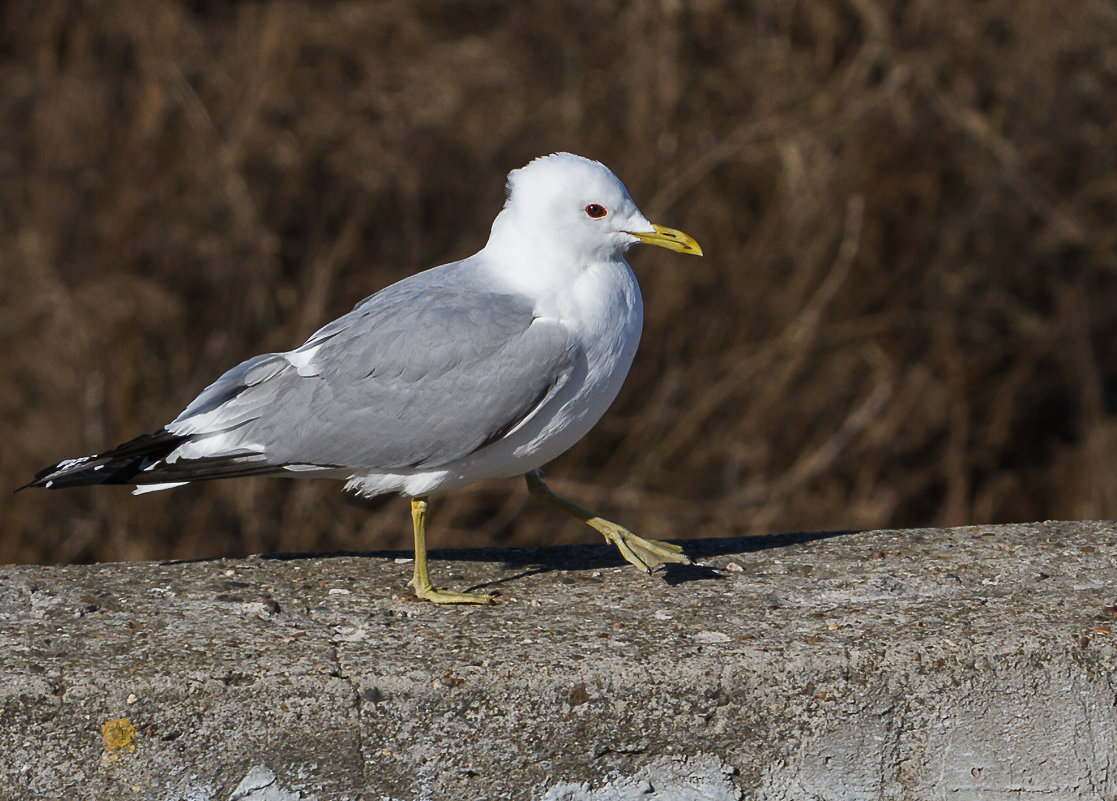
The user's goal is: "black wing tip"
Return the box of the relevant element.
[22,454,128,491]
[21,429,187,491]
[22,429,295,491]
[19,457,94,491]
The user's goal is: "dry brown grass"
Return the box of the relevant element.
[4,0,1117,565]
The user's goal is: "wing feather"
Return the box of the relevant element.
[165,262,576,473]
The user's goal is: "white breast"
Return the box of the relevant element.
[458,259,643,477]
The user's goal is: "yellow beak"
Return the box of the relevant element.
[627,223,703,256]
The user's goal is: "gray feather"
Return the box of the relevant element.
[167,261,577,471]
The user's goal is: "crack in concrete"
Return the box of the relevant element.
[327,630,367,795]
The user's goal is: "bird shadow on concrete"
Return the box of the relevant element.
[241,528,858,591]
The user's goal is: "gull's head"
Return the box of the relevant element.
[485,153,702,267]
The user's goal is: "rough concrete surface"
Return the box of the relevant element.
[2,521,1116,800]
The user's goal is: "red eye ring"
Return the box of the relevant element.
[585,203,607,219]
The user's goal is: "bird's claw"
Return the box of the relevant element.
[595,521,691,572]
[408,579,495,605]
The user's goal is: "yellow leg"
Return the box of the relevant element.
[525,471,691,572]
[407,497,493,604]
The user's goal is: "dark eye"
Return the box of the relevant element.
[585,203,607,219]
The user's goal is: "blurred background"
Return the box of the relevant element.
[3,0,1116,565]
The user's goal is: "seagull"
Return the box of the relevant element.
[24,152,703,604]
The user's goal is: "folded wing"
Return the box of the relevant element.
[28,263,578,491]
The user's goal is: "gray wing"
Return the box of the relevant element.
[168,263,577,472]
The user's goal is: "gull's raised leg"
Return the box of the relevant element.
[525,471,691,572]
[407,496,493,604]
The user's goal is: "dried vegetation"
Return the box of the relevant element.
[3,0,1117,564]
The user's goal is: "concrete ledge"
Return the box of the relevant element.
[2,521,1116,800]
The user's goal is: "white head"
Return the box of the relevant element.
[484,153,701,267]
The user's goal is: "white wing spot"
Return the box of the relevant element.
[285,345,322,377]
[132,482,187,495]
[54,456,93,471]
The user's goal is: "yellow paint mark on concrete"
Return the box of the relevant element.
[102,718,136,749]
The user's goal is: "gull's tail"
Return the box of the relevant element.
[20,428,284,492]
[20,430,189,490]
